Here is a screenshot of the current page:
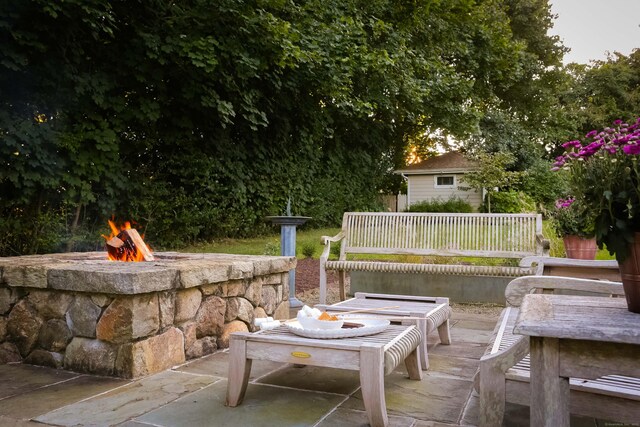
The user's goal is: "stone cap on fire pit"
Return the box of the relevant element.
[0,252,296,295]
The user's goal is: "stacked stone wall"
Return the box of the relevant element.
[0,253,293,378]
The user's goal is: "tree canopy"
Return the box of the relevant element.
[1,0,572,254]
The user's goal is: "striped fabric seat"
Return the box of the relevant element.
[384,326,422,375]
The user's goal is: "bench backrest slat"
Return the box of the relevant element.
[341,212,543,259]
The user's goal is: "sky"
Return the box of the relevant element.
[549,0,640,64]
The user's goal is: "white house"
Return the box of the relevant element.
[395,151,483,210]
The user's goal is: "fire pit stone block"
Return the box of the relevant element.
[0,252,295,378]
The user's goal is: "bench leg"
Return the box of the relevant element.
[319,259,327,304]
[438,319,451,345]
[338,271,346,301]
[225,337,252,407]
[478,361,506,427]
[359,344,388,427]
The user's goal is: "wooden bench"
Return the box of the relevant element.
[476,274,640,426]
[319,212,550,304]
[519,255,621,281]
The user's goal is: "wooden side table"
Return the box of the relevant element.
[513,294,640,427]
[317,292,451,370]
[225,324,422,427]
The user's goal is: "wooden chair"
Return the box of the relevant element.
[477,275,640,426]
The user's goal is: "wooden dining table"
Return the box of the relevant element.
[513,294,640,427]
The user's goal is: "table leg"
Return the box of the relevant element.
[359,344,388,427]
[225,336,252,407]
[529,337,569,427]
[437,318,451,345]
[413,316,429,370]
[404,346,423,380]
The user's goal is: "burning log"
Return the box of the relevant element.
[106,228,154,262]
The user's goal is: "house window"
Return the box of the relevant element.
[435,175,455,188]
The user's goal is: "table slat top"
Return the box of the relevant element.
[514,294,640,345]
[239,324,414,350]
[323,298,445,316]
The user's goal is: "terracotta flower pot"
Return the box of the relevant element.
[563,235,597,260]
[619,232,640,313]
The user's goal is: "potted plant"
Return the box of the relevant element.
[553,117,640,312]
[552,197,597,259]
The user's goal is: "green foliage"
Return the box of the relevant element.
[520,158,569,210]
[550,198,595,238]
[0,0,569,254]
[330,242,341,258]
[406,197,473,213]
[262,241,280,256]
[460,152,524,213]
[480,191,535,213]
[301,242,316,258]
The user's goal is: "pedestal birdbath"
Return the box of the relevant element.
[265,210,310,308]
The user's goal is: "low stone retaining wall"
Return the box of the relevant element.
[0,252,295,378]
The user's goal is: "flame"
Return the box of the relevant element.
[102,220,152,262]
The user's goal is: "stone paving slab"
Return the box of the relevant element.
[256,365,361,395]
[0,364,80,399]
[339,370,473,424]
[315,407,415,427]
[0,415,56,426]
[0,374,126,419]
[35,370,218,426]
[427,341,486,360]
[173,350,283,380]
[136,380,346,427]
[447,327,493,345]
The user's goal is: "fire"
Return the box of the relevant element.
[102,220,153,262]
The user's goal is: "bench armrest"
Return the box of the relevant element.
[505,275,625,307]
[535,233,550,256]
[320,231,345,261]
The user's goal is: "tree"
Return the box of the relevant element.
[459,152,524,213]
[0,0,573,254]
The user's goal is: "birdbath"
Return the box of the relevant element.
[265,215,311,308]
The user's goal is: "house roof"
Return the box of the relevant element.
[395,151,477,175]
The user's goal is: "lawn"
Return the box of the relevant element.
[183,227,341,258]
[183,221,615,261]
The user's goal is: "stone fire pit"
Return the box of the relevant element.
[0,252,295,378]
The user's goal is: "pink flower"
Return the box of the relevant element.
[622,144,640,155]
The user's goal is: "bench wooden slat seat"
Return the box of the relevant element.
[324,260,531,277]
[477,274,640,426]
[320,212,550,304]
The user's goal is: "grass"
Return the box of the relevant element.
[182,220,616,262]
[183,227,341,258]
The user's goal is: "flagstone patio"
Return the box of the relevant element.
[0,309,606,426]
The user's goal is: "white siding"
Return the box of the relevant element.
[407,174,482,210]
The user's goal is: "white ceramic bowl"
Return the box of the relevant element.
[297,315,344,330]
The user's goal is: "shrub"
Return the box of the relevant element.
[263,241,280,256]
[300,242,316,258]
[330,242,342,258]
[481,191,536,213]
[406,197,473,213]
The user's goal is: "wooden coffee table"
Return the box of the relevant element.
[317,292,452,370]
[225,324,422,427]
